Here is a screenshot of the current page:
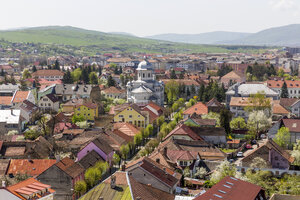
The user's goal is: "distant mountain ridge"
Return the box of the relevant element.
[147,31,252,44]
[146,24,300,46]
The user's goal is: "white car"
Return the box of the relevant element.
[237,152,243,157]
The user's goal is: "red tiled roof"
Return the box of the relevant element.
[0,96,12,105]
[12,91,29,103]
[102,86,125,94]
[194,176,264,200]
[55,157,84,178]
[113,122,140,137]
[282,118,300,132]
[164,124,203,141]
[183,102,208,115]
[7,177,55,200]
[32,70,64,77]
[7,159,56,176]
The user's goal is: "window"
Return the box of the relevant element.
[183,161,187,166]
[275,156,278,161]
[129,115,132,118]
[41,103,43,106]
[148,73,150,77]
[179,161,183,165]
[143,73,145,78]
[119,115,124,118]
[48,103,51,106]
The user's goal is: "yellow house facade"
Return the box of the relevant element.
[114,105,149,128]
[74,104,98,121]
[62,99,98,121]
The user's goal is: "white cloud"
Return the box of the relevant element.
[269,0,299,16]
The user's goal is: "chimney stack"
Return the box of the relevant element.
[10,108,13,116]
[2,180,6,187]
[156,158,160,164]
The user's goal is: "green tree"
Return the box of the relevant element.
[277,68,285,77]
[210,160,237,184]
[274,127,291,148]
[81,68,89,84]
[170,69,177,79]
[85,167,101,188]
[95,161,109,174]
[247,111,271,138]
[197,84,205,101]
[72,115,85,124]
[230,117,247,130]
[194,167,207,179]
[245,91,272,117]
[220,109,232,135]
[74,180,87,196]
[281,82,289,98]
[24,129,41,140]
[22,69,31,79]
[107,75,116,87]
[32,65,37,72]
[165,80,179,104]
[71,68,82,82]
[62,69,73,84]
[134,133,142,147]
[113,153,121,166]
[54,59,60,70]
[89,72,99,85]
[120,144,129,160]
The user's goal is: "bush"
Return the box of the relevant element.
[24,130,41,140]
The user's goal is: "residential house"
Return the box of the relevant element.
[62,98,98,121]
[7,159,56,177]
[37,157,85,200]
[0,96,13,109]
[79,171,175,200]
[241,139,294,170]
[7,177,56,200]
[0,65,14,74]
[54,84,93,102]
[220,71,246,88]
[101,86,126,99]
[38,94,59,112]
[126,157,180,194]
[272,100,290,119]
[0,109,21,135]
[77,136,114,164]
[32,70,64,81]
[78,150,104,170]
[194,176,267,200]
[206,98,224,113]
[163,123,227,145]
[268,118,300,143]
[0,84,19,96]
[183,102,208,118]
[229,97,273,119]
[139,101,165,123]
[279,98,300,117]
[113,103,149,128]
[226,83,279,107]
[157,138,226,161]
[266,80,300,98]
[18,100,40,124]
[11,90,35,106]
[113,122,140,143]
[107,57,135,68]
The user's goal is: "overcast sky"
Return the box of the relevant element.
[0,0,300,36]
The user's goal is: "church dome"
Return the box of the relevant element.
[137,60,152,70]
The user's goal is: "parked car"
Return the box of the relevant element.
[260,134,266,139]
[237,152,243,157]
[246,144,252,149]
[251,140,257,145]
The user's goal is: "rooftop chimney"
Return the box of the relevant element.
[156,158,160,164]
[111,175,116,189]
[2,180,6,187]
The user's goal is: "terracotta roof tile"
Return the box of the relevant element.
[164,124,203,141]
[183,102,208,115]
[0,96,13,105]
[32,70,64,77]
[7,159,56,176]
[12,91,29,103]
[194,176,264,200]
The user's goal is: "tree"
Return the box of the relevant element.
[220,109,232,135]
[291,150,300,166]
[247,111,271,138]
[38,116,50,136]
[245,92,272,117]
[32,65,37,72]
[74,180,87,196]
[183,167,191,178]
[170,69,177,79]
[210,160,237,184]
[217,64,233,77]
[145,124,154,137]
[107,75,116,87]
[81,68,89,84]
[179,73,184,79]
[22,69,31,79]
[277,68,285,77]
[134,133,142,147]
[186,87,190,97]
[62,69,73,84]
[72,115,85,124]
[71,68,82,82]
[191,84,196,95]
[250,157,268,169]
[54,59,60,70]
[24,129,41,140]
[165,80,179,104]
[197,84,205,101]
[98,66,102,76]
[95,161,109,174]
[194,167,207,179]
[230,117,247,130]
[85,167,101,188]
[113,153,121,167]
[120,144,129,160]
[274,127,290,148]
[89,72,98,85]
[281,82,289,98]
[172,102,179,112]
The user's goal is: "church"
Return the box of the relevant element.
[126,60,164,106]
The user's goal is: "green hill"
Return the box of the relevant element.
[0,26,271,55]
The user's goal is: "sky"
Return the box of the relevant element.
[0,0,300,36]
